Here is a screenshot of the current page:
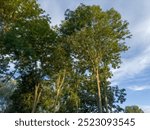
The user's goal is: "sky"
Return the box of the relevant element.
[38,0,150,112]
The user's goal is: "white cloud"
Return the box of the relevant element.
[128,85,150,91]
[111,45,150,83]
[38,0,65,25]
[131,18,150,43]
[110,10,150,90]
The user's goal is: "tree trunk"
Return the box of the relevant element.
[54,70,66,112]
[96,68,102,113]
[32,83,42,113]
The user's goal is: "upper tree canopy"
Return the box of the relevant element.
[0,0,57,78]
[60,4,131,72]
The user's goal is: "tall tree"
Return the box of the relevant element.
[1,0,57,112]
[60,4,131,112]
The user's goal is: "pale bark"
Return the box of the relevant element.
[96,67,102,113]
[54,70,66,112]
[32,83,42,113]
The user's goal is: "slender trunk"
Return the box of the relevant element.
[54,70,66,112]
[104,65,108,113]
[32,84,42,113]
[96,68,102,113]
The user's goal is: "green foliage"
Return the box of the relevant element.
[0,0,48,80]
[0,2,130,113]
[124,105,144,113]
[60,4,130,112]
[6,71,54,112]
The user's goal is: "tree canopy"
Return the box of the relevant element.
[0,2,131,113]
[124,105,144,113]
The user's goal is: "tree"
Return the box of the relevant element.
[1,0,56,112]
[1,3,130,113]
[124,105,144,113]
[60,4,131,112]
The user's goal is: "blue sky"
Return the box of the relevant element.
[38,0,150,112]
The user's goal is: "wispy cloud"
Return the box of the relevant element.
[111,45,150,83]
[128,85,150,91]
[131,18,150,45]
